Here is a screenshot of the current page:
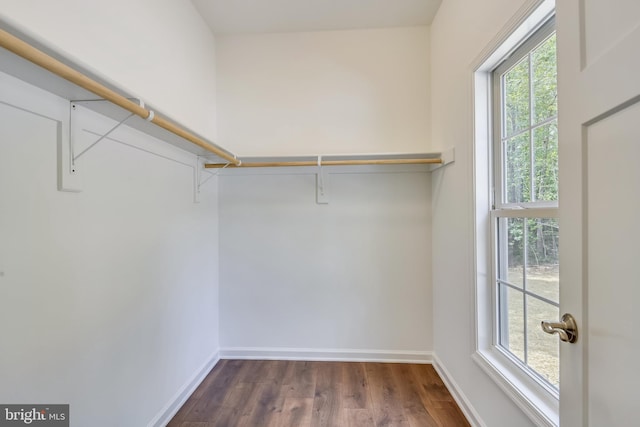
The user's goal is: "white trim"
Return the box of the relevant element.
[471,0,555,73]
[432,354,486,427]
[471,1,560,426]
[220,347,432,364]
[492,207,559,218]
[146,349,221,427]
[473,350,557,426]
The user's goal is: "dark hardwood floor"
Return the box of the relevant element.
[168,360,470,427]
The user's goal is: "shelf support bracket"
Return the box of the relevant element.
[70,98,144,164]
[195,156,224,203]
[58,101,82,192]
[316,155,329,204]
[429,147,455,171]
[73,109,134,161]
[60,98,144,192]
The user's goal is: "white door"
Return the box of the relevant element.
[556,0,640,425]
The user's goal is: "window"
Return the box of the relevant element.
[492,19,559,390]
[472,1,559,425]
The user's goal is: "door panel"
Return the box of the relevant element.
[586,102,640,425]
[583,0,640,63]
[557,0,640,425]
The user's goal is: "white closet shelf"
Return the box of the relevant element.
[0,20,453,171]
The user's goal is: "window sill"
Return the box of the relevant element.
[473,348,559,426]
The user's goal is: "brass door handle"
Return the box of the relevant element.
[541,313,578,343]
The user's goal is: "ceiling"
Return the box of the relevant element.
[191,0,443,35]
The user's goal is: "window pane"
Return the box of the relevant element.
[504,132,531,204]
[498,217,524,288]
[526,218,559,303]
[500,285,525,362]
[532,34,557,124]
[503,57,530,137]
[533,120,558,202]
[526,296,559,388]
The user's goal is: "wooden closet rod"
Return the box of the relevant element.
[205,158,443,168]
[0,28,240,165]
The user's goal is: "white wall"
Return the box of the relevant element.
[430,0,539,425]
[215,26,434,361]
[0,0,219,141]
[218,168,432,359]
[0,72,219,427]
[216,27,430,156]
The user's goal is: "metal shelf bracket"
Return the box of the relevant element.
[60,99,144,192]
[70,98,144,166]
[195,156,221,203]
[316,155,329,204]
[58,101,82,192]
[428,147,455,171]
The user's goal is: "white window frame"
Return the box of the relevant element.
[471,1,559,426]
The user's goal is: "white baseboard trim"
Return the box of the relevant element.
[147,349,221,427]
[432,353,486,427]
[220,347,432,364]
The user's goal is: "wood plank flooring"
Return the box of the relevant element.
[168,360,470,427]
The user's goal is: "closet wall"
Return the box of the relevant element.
[0,1,221,426]
[216,28,433,358]
[219,168,432,358]
[0,73,219,427]
[0,0,219,141]
[216,27,430,155]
